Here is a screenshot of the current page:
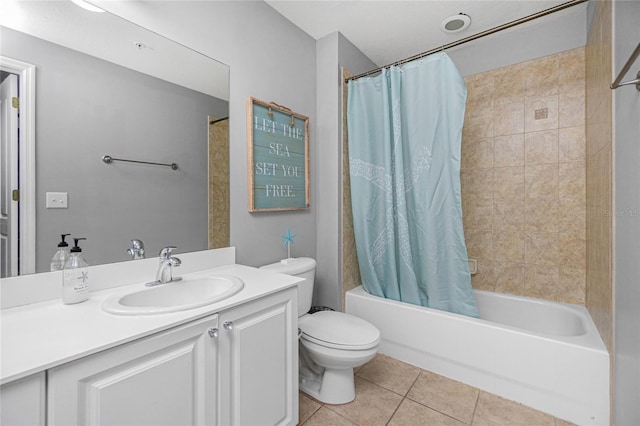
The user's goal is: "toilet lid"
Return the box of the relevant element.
[299,311,380,350]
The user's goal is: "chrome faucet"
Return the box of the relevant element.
[127,239,145,260]
[147,246,182,286]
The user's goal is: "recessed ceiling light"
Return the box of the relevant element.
[70,0,105,13]
[441,13,471,33]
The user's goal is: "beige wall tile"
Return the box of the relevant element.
[464,229,494,260]
[494,134,524,166]
[493,230,525,262]
[493,261,525,295]
[559,47,586,94]
[559,90,585,128]
[558,194,586,235]
[493,63,526,105]
[461,168,494,199]
[525,164,559,199]
[525,231,559,266]
[524,264,560,300]
[494,166,525,199]
[525,96,559,132]
[463,196,493,229]
[471,260,496,291]
[525,130,558,165]
[493,198,525,230]
[525,55,560,98]
[524,196,558,233]
[461,137,493,169]
[559,162,586,198]
[466,72,495,112]
[463,112,494,140]
[559,267,586,305]
[494,102,525,136]
[558,232,586,270]
[559,125,586,162]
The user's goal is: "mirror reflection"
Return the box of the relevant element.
[0,1,230,277]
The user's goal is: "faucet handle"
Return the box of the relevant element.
[159,246,177,259]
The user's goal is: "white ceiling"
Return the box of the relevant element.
[265,0,570,66]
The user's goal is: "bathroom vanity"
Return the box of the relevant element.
[0,248,300,426]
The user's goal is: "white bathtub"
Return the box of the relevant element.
[346,286,609,425]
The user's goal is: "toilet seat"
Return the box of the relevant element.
[299,311,381,350]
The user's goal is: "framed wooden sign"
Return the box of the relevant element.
[247,97,310,212]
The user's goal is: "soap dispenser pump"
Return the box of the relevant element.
[62,237,89,304]
[50,233,71,271]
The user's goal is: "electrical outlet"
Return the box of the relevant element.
[46,192,68,209]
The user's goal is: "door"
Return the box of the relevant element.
[218,288,298,426]
[0,73,19,277]
[47,315,219,426]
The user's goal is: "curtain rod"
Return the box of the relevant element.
[345,0,588,82]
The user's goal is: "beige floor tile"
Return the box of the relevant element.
[303,406,356,426]
[299,391,321,424]
[388,398,466,426]
[472,392,556,426]
[326,377,403,426]
[356,353,421,396]
[407,370,479,424]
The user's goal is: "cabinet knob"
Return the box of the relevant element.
[223,321,233,331]
[207,327,219,338]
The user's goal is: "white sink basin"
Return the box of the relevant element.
[102,275,244,315]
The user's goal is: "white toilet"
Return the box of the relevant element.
[260,257,380,404]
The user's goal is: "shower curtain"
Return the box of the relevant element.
[347,53,479,318]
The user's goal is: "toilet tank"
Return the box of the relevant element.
[260,257,316,316]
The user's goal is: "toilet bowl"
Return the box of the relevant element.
[260,258,380,404]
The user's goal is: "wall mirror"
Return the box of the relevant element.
[0,0,230,277]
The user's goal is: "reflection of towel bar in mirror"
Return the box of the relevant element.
[102,155,178,170]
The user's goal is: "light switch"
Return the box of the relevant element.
[46,192,68,209]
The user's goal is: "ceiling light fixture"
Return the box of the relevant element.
[70,0,105,13]
[440,13,471,33]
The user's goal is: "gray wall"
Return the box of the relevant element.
[448,4,587,76]
[95,1,318,268]
[315,32,376,309]
[613,0,640,423]
[1,27,227,272]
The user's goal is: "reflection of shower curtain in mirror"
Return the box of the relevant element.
[347,53,479,318]
[208,116,230,249]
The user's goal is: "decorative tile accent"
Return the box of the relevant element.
[525,96,559,132]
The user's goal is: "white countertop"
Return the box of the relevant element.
[0,264,300,385]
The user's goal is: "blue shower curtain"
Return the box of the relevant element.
[347,53,479,318]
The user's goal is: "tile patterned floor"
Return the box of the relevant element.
[298,354,575,426]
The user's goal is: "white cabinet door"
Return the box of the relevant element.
[47,314,219,426]
[0,372,46,426]
[218,287,298,426]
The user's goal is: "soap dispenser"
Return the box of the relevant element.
[50,233,71,271]
[62,237,89,304]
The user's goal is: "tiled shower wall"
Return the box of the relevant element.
[341,48,588,308]
[585,0,613,352]
[460,47,587,305]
